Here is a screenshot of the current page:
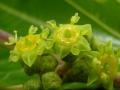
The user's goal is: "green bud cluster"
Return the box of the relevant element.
[6,13,120,90]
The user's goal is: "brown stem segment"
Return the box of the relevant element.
[0,29,14,49]
[0,29,11,42]
[51,53,70,77]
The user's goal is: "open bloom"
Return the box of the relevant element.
[89,41,118,90]
[15,34,42,67]
[8,26,46,67]
[55,24,80,46]
[16,34,40,52]
[54,13,91,56]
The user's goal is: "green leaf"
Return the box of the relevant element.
[61,81,101,89]
[0,60,33,86]
[65,0,120,39]
[87,73,98,87]
[62,82,89,89]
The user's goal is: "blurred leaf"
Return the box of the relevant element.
[65,0,120,39]
[61,82,97,89]
[0,0,120,43]
[62,82,87,89]
[0,59,35,86]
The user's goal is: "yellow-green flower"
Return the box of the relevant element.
[54,13,91,56]
[55,24,80,46]
[90,41,118,90]
[8,25,46,67]
[16,34,40,52]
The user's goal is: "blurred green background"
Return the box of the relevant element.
[0,0,120,86]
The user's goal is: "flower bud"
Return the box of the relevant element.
[40,55,58,74]
[64,58,89,83]
[42,72,62,90]
[23,79,41,90]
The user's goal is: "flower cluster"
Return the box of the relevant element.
[6,13,120,90]
[6,13,92,67]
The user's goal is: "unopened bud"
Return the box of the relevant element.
[42,72,62,90]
